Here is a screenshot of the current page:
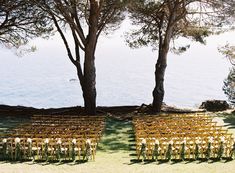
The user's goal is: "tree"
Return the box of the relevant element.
[0,0,53,48]
[127,0,235,112]
[35,0,127,115]
[223,67,235,105]
[219,44,235,65]
[219,44,235,105]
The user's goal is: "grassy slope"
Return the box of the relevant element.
[1,115,235,173]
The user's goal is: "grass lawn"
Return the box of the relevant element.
[1,114,235,173]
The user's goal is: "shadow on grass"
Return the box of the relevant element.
[1,159,89,166]
[0,116,31,133]
[128,157,233,165]
[223,112,235,129]
[98,118,134,152]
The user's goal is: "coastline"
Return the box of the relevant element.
[0,104,205,117]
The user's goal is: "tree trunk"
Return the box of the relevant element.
[152,47,168,112]
[81,0,99,115]
[82,50,96,115]
[152,9,175,113]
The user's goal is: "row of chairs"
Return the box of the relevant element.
[0,137,97,161]
[0,115,105,162]
[133,114,235,161]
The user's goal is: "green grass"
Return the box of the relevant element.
[0,116,30,133]
[98,118,135,152]
[223,112,235,129]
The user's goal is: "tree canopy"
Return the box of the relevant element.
[127,0,235,50]
[0,0,53,48]
[219,44,235,65]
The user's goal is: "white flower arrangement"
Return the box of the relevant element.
[189,145,194,149]
[15,137,20,143]
[27,138,32,143]
[61,147,68,152]
[195,138,201,144]
[189,140,194,144]
[57,138,62,145]
[181,139,186,145]
[162,141,167,145]
[168,140,174,145]
[48,148,54,151]
[74,147,81,151]
[44,138,49,144]
[32,147,40,151]
[220,136,226,143]
[175,141,181,145]
[86,139,91,146]
[202,140,206,144]
[208,137,214,143]
[72,138,77,144]
[2,138,7,143]
[141,138,146,145]
[155,139,160,145]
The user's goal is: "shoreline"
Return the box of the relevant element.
[0,104,206,117]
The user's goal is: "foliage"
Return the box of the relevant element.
[180,142,185,161]
[219,43,235,65]
[152,143,159,160]
[140,142,147,160]
[15,142,21,160]
[56,143,62,161]
[0,0,53,48]
[218,141,224,159]
[127,0,235,51]
[2,140,7,159]
[195,143,199,160]
[44,143,49,161]
[71,142,76,161]
[223,67,235,105]
[166,143,172,161]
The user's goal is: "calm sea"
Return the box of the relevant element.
[0,21,234,109]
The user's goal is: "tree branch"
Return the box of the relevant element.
[51,14,77,66]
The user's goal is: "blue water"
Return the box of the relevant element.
[0,21,234,109]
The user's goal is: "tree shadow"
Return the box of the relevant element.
[223,113,235,129]
[0,116,31,133]
[97,118,133,152]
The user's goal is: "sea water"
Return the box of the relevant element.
[0,21,234,109]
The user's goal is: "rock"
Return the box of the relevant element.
[199,100,230,112]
